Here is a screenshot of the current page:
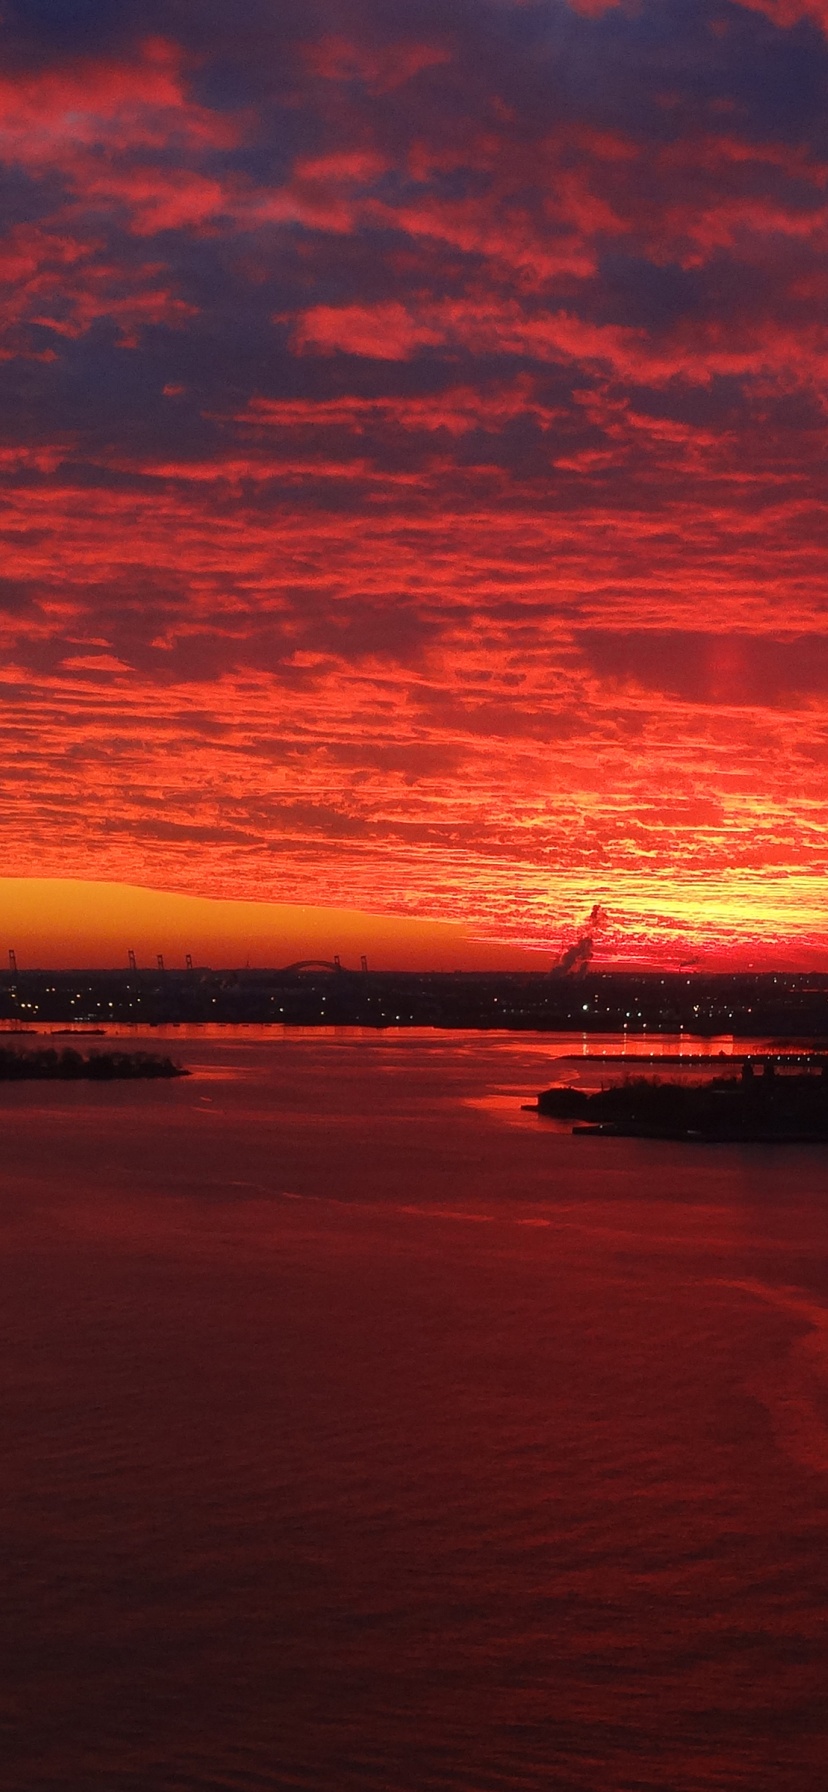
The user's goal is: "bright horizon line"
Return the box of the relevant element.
[0,876,549,973]
[3,876,828,975]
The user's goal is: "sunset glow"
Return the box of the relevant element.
[4,0,828,964]
[0,877,543,971]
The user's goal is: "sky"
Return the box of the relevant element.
[0,877,545,970]
[3,0,828,968]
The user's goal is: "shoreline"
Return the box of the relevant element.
[0,1047,188,1081]
[535,1061,828,1144]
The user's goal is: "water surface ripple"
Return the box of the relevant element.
[1,1029,826,1791]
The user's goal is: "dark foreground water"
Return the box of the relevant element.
[2,1027,828,1792]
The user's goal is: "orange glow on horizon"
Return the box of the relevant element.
[0,879,549,972]
[3,877,828,973]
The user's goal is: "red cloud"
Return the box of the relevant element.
[735,0,828,25]
[306,34,451,92]
[0,221,196,350]
[0,38,244,350]
[0,39,235,161]
[293,301,448,358]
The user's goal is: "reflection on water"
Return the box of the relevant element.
[2,1029,828,1791]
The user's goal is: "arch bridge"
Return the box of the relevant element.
[280,958,343,974]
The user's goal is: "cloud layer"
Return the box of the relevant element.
[3,0,828,962]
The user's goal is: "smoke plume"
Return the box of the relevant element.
[550,904,608,978]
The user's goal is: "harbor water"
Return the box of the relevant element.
[2,1028,827,1791]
